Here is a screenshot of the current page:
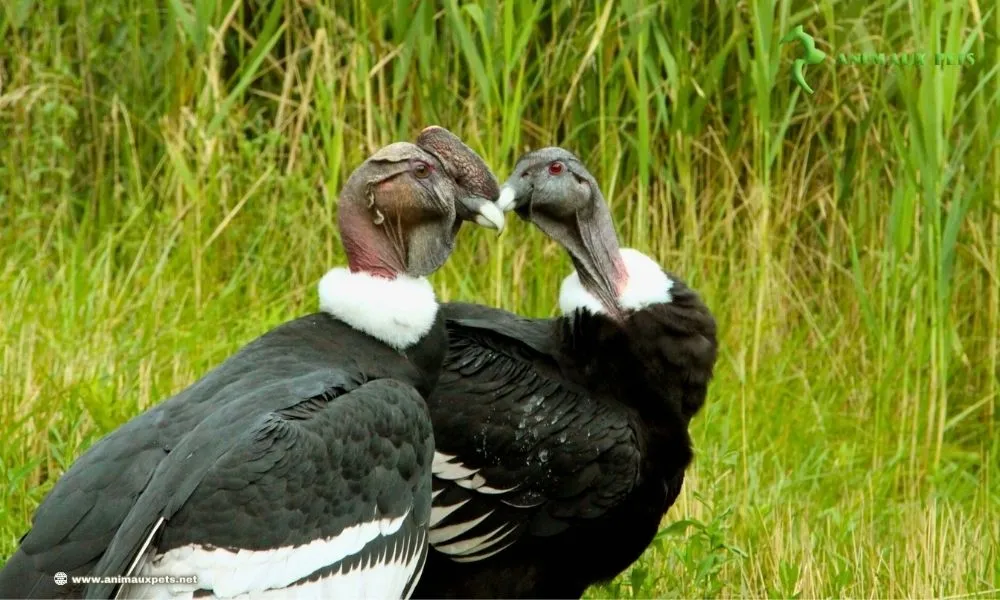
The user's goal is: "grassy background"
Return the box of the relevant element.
[1,0,998,597]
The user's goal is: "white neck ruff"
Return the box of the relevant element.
[558,248,674,316]
[318,268,439,350]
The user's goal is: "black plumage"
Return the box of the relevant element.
[100,314,441,597]
[0,127,505,599]
[88,315,442,598]
[411,147,717,599]
[2,313,443,599]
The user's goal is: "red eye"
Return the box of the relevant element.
[548,162,564,175]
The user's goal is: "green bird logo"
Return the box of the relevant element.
[779,25,826,94]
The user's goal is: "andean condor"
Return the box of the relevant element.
[0,127,505,599]
[413,147,718,599]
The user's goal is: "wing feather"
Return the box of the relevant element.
[88,378,433,598]
[423,304,643,563]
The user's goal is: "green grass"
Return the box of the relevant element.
[1,0,998,597]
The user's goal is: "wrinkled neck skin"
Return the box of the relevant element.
[558,208,675,320]
[338,201,404,279]
[568,203,628,319]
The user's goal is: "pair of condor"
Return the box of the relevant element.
[0,127,717,599]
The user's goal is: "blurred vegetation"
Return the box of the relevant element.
[1,0,998,596]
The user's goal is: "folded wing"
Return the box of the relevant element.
[85,376,433,599]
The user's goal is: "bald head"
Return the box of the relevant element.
[417,126,504,231]
[337,130,504,279]
[496,147,627,316]
[417,126,500,203]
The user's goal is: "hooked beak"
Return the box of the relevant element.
[496,178,532,221]
[497,186,518,212]
[459,196,506,233]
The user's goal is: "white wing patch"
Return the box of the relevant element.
[429,452,528,563]
[451,540,517,563]
[115,515,166,594]
[429,497,469,527]
[431,452,479,480]
[428,513,521,563]
[431,451,517,494]
[428,510,494,545]
[121,510,418,598]
[435,523,517,556]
